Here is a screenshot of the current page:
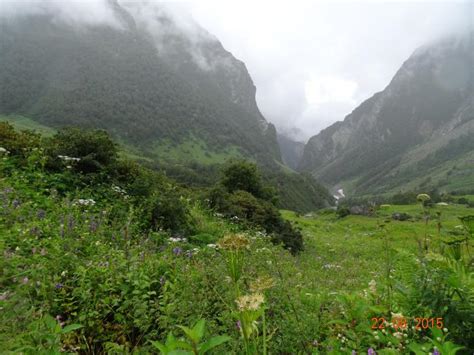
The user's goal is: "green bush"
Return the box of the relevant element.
[0,121,41,156]
[208,162,303,253]
[46,128,118,174]
[143,190,194,235]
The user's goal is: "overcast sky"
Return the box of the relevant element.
[1,0,472,141]
[181,0,472,141]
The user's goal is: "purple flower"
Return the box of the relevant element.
[89,220,99,233]
[67,215,75,231]
[172,247,182,256]
[236,320,241,331]
[12,199,20,208]
[3,187,13,194]
[37,209,46,219]
[55,283,63,289]
[30,226,41,237]
[368,348,376,355]
[352,351,357,355]
[433,350,440,355]
[185,250,193,258]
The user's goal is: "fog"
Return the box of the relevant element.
[1,0,471,141]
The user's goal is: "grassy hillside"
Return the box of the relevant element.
[1,124,473,353]
[0,115,333,212]
[0,114,56,136]
[152,137,244,165]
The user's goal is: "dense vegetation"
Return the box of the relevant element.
[1,124,473,354]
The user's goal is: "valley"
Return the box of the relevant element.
[0,1,473,353]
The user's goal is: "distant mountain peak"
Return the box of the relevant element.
[299,34,474,195]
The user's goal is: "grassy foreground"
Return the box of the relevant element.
[1,124,473,354]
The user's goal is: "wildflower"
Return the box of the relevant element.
[312,340,319,347]
[436,337,441,342]
[236,320,241,331]
[40,248,47,256]
[368,348,376,355]
[55,315,65,327]
[250,276,275,292]
[73,198,96,207]
[207,243,217,248]
[57,155,80,162]
[416,194,431,202]
[169,237,187,243]
[12,199,20,208]
[368,279,377,294]
[236,293,265,311]
[172,247,182,256]
[352,351,357,355]
[218,234,249,251]
[374,335,379,340]
[442,327,448,332]
[37,209,46,219]
[0,147,8,154]
[433,349,440,355]
[160,276,166,286]
[22,277,29,284]
[55,283,63,289]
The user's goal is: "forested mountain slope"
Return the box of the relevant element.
[0,0,280,163]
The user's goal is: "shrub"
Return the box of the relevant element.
[336,207,350,218]
[221,160,276,202]
[143,190,194,235]
[0,121,41,156]
[46,128,117,174]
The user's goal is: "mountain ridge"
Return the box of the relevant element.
[299,34,474,195]
[0,2,281,163]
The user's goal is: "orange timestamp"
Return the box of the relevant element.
[371,317,444,330]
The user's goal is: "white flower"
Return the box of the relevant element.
[58,155,80,162]
[169,237,187,243]
[0,147,9,154]
[73,198,96,207]
[206,243,217,248]
[368,279,377,293]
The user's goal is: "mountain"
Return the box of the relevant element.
[0,1,334,212]
[277,133,305,170]
[299,34,474,196]
[0,0,281,164]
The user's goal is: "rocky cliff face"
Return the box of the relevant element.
[299,34,474,194]
[0,1,281,162]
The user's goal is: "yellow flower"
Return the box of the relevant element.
[236,293,265,311]
[217,233,250,251]
[250,276,275,292]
